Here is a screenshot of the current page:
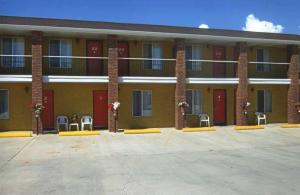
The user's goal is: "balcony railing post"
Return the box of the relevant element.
[108,35,118,132]
[236,42,248,126]
[175,38,186,129]
[287,45,299,124]
[31,31,43,134]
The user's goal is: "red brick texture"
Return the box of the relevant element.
[236,42,248,126]
[107,35,118,132]
[175,39,186,129]
[287,45,299,124]
[31,31,43,134]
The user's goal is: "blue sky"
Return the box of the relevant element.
[0,0,300,34]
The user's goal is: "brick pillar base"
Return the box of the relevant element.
[31,31,43,134]
[175,39,186,129]
[236,42,248,126]
[287,45,299,124]
[108,35,118,132]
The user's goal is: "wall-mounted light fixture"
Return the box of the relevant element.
[24,86,30,93]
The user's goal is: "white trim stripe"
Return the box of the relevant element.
[249,78,290,84]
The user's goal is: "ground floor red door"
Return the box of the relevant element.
[42,90,54,130]
[213,46,226,77]
[93,90,108,128]
[87,40,103,75]
[118,41,129,76]
[213,89,226,125]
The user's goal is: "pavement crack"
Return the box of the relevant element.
[0,136,37,172]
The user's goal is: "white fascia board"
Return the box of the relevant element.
[1,24,300,45]
[0,75,32,83]
[249,78,291,85]
[186,78,239,84]
[118,77,177,84]
[43,76,109,83]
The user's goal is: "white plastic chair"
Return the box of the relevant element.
[255,112,266,125]
[57,115,68,131]
[81,115,93,130]
[199,113,210,127]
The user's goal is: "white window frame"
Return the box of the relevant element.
[186,45,203,71]
[143,43,163,70]
[132,90,152,117]
[0,89,9,119]
[256,48,271,72]
[49,39,72,68]
[0,37,25,67]
[186,89,202,115]
[257,89,272,113]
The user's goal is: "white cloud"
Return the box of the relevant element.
[198,24,209,29]
[242,14,283,33]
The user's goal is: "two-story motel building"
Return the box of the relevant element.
[0,16,299,133]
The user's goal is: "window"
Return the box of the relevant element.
[0,90,9,119]
[143,43,162,70]
[1,38,24,67]
[257,90,272,113]
[49,39,72,68]
[132,90,152,117]
[256,48,271,72]
[186,90,202,115]
[186,45,202,70]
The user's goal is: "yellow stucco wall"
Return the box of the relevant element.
[186,84,236,127]
[0,83,32,131]
[118,84,175,129]
[128,41,175,76]
[247,85,288,124]
[43,83,107,124]
[248,47,288,78]
[186,45,236,78]
[42,38,108,76]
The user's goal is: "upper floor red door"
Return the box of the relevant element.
[87,40,102,75]
[42,90,54,130]
[213,89,226,125]
[213,46,226,77]
[118,42,129,76]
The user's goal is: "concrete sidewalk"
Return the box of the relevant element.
[1,125,300,194]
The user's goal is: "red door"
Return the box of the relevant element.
[87,40,102,75]
[93,90,108,128]
[118,42,129,76]
[213,89,226,125]
[213,46,226,77]
[42,90,54,130]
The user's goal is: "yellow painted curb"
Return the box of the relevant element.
[59,131,100,136]
[0,131,32,138]
[281,124,300,128]
[124,128,161,134]
[235,125,264,130]
[182,127,216,132]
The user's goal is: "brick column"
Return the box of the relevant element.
[31,31,43,134]
[175,39,186,129]
[287,45,299,124]
[107,35,118,132]
[236,42,248,126]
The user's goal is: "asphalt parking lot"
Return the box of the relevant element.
[1,125,300,195]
